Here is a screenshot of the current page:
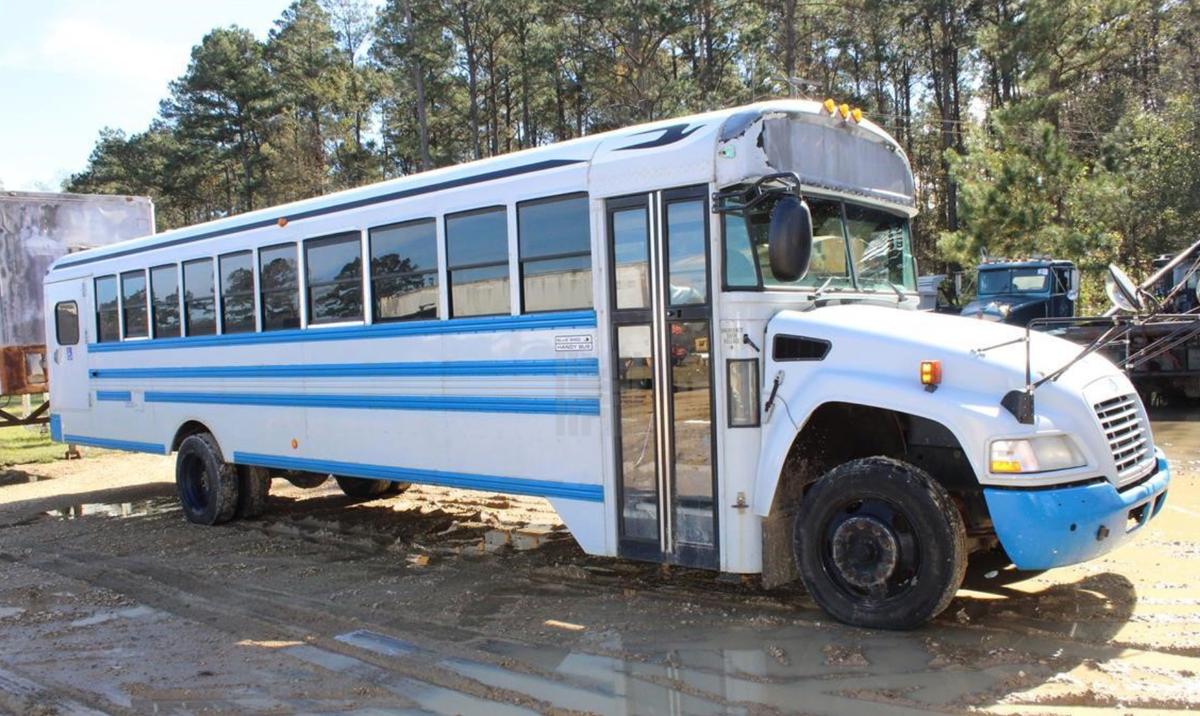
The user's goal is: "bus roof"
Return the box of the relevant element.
[49,99,908,274]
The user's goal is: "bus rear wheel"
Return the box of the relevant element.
[175,433,239,526]
[793,457,967,630]
[335,475,395,499]
[236,465,272,519]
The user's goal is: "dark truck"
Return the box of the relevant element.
[960,258,1079,327]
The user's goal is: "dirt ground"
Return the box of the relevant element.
[0,416,1198,715]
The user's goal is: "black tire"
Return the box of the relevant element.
[279,470,328,489]
[175,433,239,526]
[334,475,391,499]
[384,480,411,495]
[236,465,272,519]
[793,457,967,630]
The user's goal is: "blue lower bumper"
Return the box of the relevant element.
[983,449,1171,570]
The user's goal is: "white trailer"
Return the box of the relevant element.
[43,101,1170,628]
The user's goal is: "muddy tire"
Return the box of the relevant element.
[175,433,239,526]
[280,470,328,489]
[793,457,967,630]
[236,466,272,519]
[334,475,392,499]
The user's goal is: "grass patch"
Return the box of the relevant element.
[0,425,62,466]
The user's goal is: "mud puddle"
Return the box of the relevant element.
[46,497,176,521]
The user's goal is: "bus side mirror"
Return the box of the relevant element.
[768,195,813,282]
[1067,268,1080,302]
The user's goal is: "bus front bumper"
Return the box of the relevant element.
[982,449,1171,571]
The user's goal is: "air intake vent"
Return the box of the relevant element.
[773,335,830,361]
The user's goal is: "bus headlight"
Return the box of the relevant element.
[990,436,1085,474]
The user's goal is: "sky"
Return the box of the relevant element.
[0,1,307,192]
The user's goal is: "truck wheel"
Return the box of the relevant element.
[793,457,967,630]
[279,470,328,489]
[334,475,391,499]
[236,465,272,519]
[384,481,411,495]
[175,433,239,526]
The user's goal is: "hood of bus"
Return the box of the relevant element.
[762,303,1149,486]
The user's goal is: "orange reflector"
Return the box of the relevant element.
[277,217,288,227]
[919,360,942,386]
[823,98,836,114]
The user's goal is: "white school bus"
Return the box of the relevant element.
[43,100,1170,628]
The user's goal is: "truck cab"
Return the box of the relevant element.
[961,259,1079,326]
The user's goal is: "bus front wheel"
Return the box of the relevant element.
[793,457,967,630]
[175,433,239,526]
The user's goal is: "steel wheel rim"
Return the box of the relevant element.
[820,497,921,603]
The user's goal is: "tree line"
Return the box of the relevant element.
[66,0,1200,293]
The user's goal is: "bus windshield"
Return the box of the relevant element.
[723,195,917,293]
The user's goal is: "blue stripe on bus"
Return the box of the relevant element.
[233,451,605,503]
[144,391,601,416]
[95,390,132,402]
[90,358,599,380]
[88,310,597,353]
[49,414,62,442]
[53,158,586,269]
[63,434,167,455]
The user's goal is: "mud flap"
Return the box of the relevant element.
[761,507,799,589]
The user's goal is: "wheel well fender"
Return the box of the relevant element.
[170,420,215,454]
[752,372,991,517]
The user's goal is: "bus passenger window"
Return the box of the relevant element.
[518,194,591,312]
[305,232,363,325]
[55,301,79,346]
[259,243,300,331]
[183,258,217,336]
[150,264,181,338]
[219,251,255,334]
[370,219,438,321]
[94,276,119,343]
[446,206,509,318]
[121,270,149,339]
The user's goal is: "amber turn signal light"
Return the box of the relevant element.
[920,360,942,386]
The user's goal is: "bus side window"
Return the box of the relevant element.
[518,193,592,313]
[219,251,255,334]
[55,301,80,346]
[305,232,363,325]
[446,206,509,318]
[121,270,149,339]
[370,219,438,322]
[183,258,217,336]
[259,243,300,331]
[150,264,181,338]
[95,275,119,343]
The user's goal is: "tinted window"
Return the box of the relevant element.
[370,219,438,321]
[518,194,591,312]
[446,207,509,317]
[149,265,180,338]
[219,251,255,334]
[95,276,119,343]
[305,232,363,325]
[182,258,216,336]
[121,270,149,339]
[259,243,299,331]
[55,301,79,346]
